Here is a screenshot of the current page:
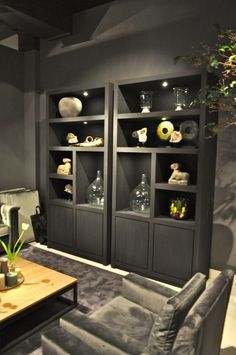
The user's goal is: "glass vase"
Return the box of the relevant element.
[140,91,153,113]
[87,170,104,207]
[173,87,189,111]
[130,174,150,214]
[8,259,16,273]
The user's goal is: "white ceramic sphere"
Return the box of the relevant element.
[58,97,82,117]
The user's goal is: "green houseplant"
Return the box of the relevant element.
[0,222,29,272]
[175,26,236,135]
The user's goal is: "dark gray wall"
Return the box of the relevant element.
[0,45,25,189]
[39,0,236,270]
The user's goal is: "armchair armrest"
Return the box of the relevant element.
[61,310,143,354]
[122,273,177,314]
[0,204,20,248]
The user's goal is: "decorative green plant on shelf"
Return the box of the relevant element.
[170,198,189,220]
[0,222,29,271]
[175,26,236,135]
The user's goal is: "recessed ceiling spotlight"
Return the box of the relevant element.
[161,116,168,121]
[162,81,168,88]
[83,91,89,97]
[83,121,88,125]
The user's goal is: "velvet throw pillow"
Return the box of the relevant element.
[145,272,206,353]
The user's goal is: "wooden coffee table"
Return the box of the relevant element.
[0,256,78,351]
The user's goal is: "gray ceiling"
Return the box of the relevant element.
[0,0,113,50]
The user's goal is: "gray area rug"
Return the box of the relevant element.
[3,245,122,355]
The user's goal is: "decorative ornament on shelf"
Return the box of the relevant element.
[64,184,73,200]
[79,136,104,147]
[57,158,72,175]
[156,121,174,141]
[173,87,189,111]
[170,198,189,219]
[129,173,150,214]
[140,91,153,113]
[131,127,147,147]
[180,120,199,141]
[0,222,29,277]
[87,170,104,207]
[66,132,79,144]
[168,162,190,185]
[169,130,183,143]
[58,97,82,118]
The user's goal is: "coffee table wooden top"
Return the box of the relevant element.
[0,256,77,322]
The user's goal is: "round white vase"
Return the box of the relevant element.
[58,97,82,117]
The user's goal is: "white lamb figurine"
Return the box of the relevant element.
[57,158,72,175]
[168,162,190,185]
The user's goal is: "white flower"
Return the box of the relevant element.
[22,223,30,231]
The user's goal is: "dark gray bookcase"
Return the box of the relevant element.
[111,71,217,286]
[45,83,113,264]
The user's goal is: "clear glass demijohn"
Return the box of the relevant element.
[87,170,104,207]
[129,173,150,214]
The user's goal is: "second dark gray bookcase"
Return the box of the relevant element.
[45,83,113,265]
[111,71,217,286]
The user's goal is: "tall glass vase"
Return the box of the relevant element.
[87,170,104,207]
[173,87,189,111]
[130,174,150,214]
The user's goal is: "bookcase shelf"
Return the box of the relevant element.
[111,71,217,286]
[46,83,113,264]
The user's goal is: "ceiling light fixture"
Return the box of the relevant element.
[83,91,89,97]
[162,81,168,88]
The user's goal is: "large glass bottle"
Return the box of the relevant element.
[129,174,150,214]
[87,170,104,207]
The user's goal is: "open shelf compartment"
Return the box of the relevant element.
[49,121,104,147]
[48,87,105,118]
[154,189,196,220]
[116,153,151,214]
[49,151,73,175]
[117,74,201,114]
[76,152,104,208]
[156,153,198,184]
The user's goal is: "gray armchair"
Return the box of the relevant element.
[0,204,20,251]
[42,272,207,354]
[42,269,234,354]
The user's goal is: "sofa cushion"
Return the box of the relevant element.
[145,272,206,353]
[172,269,234,355]
[91,295,154,351]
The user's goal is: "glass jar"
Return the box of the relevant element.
[140,91,153,113]
[173,87,189,111]
[87,170,104,207]
[130,174,150,214]
[8,259,16,273]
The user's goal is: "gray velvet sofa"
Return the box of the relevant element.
[0,203,20,251]
[42,269,233,355]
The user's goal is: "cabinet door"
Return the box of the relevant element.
[49,205,73,247]
[153,224,194,280]
[75,210,103,257]
[115,217,149,269]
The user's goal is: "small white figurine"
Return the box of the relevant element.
[57,158,72,175]
[66,133,79,144]
[168,162,190,185]
[132,127,147,146]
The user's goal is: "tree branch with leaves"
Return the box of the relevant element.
[175,27,236,135]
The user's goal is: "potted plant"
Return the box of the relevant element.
[175,26,236,135]
[0,222,29,272]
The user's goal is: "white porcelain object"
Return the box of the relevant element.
[58,97,82,117]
